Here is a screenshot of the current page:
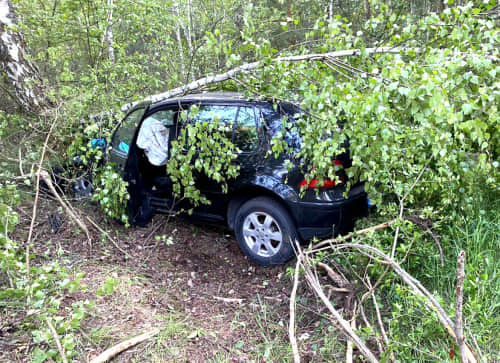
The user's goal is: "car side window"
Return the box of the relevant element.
[188,104,237,146]
[188,104,259,153]
[190,105,237,125]
[234,106,258,152]
[111,107,145,154]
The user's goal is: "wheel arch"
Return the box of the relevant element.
[226,185,297,231]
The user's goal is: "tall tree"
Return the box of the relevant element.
[0,0,51,114]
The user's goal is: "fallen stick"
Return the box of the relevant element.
[213,296,245,304]
[313,219,396,250]
[299,248,379,363]
[319,243,477,363]
[289,254,302,363]
[40,170,91,245]
[456,251,467,363]
[317,261,349,288]
[46,318,68,363]
[90,328,161,363]
[346,303,357,363]
[26,115,59,279]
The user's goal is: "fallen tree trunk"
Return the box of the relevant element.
[121,47,406,111]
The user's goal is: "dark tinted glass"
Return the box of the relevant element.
[234,106,258,152]
[259,103,302,150]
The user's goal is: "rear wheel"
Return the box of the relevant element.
[234,197,297,266]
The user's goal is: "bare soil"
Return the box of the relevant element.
[2,197,334,362]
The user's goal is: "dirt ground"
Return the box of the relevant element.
[1,197,340,362]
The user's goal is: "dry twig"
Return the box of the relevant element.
[46,318,68,363]
[313,219,396,250]
[26,114,59,279]
[289,254,302,363]
[314,242,477,363]
[40,170,91,245]
[90,328,161,363]
[299,246,379,363]
[456,251,467,363]
[366,278,395,362]
[346,302,357,363]
[86,216,130,257]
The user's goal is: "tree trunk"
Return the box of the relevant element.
[364,0,371,20]
[172,0,185,76]
[0,0,51,114]
[105,0,115,62]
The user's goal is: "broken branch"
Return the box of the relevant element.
[40,170,91,245]
[298,246,380,363]
[90,328,161,363]
[289,253,302,363]
[46,318,68,363]
[122,47,410,111]
[313,243,477,363]
[313,219,396,250]
[26,114,59,279]
[456,251,467,363]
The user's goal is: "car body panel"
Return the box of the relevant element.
[109,92,368,241]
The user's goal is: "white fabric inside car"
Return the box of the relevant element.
[136,116,170,166]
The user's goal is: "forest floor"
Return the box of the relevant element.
[1,196,344,362]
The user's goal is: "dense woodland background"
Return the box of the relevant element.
[1,0,499,362]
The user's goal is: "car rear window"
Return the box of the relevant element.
[259,103,302,151]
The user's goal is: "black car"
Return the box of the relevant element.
[108,92,368,266]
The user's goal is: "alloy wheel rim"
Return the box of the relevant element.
[242,211,283,258]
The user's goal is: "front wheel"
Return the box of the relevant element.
[234,197,298,266]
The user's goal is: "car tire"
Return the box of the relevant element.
[234,197,298,267]
[71,177,93,199]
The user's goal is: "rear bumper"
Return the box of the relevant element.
[291,185,368,241]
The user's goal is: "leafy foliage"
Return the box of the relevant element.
[92,164,129,224]
[0,182,90,362]
[2,0,499,361]
[167,109,240,206]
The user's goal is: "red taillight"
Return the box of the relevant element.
[300,160,344,189]
[299,178,338,189]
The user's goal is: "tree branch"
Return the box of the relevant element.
[90,328,161,363]
[311,242,477,363]
[289,253,301,363]
[298,245,380,363]
[46,318,68,363]
[456,251,467,363]
[121,47,408,111]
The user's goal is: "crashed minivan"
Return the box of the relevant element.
[108,92,368,266]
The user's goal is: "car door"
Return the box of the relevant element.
[109,106,148,174]
[187,103,262,218]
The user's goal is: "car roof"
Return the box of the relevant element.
[153,92,249,106]
[128,91,303,116]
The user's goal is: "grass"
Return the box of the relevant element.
[446,208,500,361]
[387,191,500,361]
